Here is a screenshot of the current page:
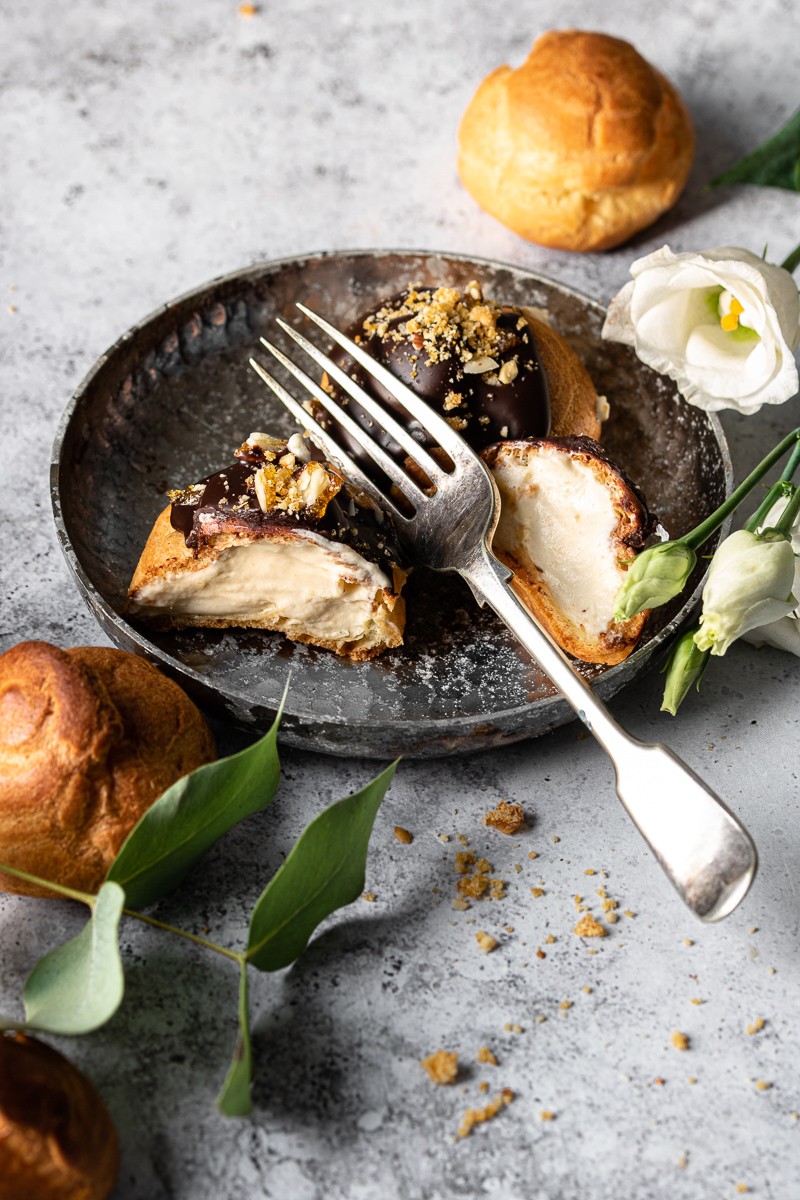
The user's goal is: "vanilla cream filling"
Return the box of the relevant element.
[492,449,622,637]
[132,533,391,642]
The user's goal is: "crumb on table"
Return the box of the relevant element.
[420,1049,459,1085]
[393,825,413,844]
[477,1046,497,1065]
[671,1031,689,1051]
[457,1089,514,1138]
[484,801,526,834]
[573,914,608,938]
[476,931,498,953]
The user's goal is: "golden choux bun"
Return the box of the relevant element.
[523,311,602,439]
[457,30,695,252]
[0,641,216,898]
[0,1032,119,1200]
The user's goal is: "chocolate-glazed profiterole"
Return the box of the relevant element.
[129,432,407,660]
[325,281,603,458]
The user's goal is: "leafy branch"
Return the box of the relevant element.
[0,705,398,1116]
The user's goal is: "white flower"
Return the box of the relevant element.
[694,529,797,656]
[742,494,800,655]
[602,245,800,415]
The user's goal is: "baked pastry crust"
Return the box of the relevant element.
[129,506,406,661]
[522,311,601,439]
[483,436,652,665]
[457,30,695,252]
[0,1032,119,1200]
[0,641,216,897]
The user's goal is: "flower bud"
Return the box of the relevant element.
[613,541,696,620]
[660,629,710,716]
[693,529,797,655]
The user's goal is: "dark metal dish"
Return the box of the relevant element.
[51,250,732,758]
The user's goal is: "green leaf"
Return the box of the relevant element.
[23,882,125,1034]
[710,107,800,191]
[246,761,398,972]
[216,959,253,1117]
[107,708,283,910]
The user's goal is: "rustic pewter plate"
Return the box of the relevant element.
[51,251,732,758]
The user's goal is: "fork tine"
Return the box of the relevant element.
[273,317,445,482]
[296,302,477,463]
[248,357,410,524]
[260,333,433,502]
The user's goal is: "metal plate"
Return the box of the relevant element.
[51,250,732,758]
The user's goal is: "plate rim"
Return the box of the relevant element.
[50,247,734,736]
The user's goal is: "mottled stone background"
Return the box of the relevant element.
[1,2,799,1197]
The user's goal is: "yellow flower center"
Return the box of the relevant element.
[720,296,744,332]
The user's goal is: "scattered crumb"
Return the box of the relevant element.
[452,898,470,911]
[6,304,16,315]
[457,1089,514,1138]
[755,1080,772,1091]
[596,887,608,899]
[421,1049,458,1085]
[535,948,546,959]
[484,801,526,834]
[587,948,599,956]
[736,1186,749,1195]
[504,925,514,934]
[544,934,556,944]
[489,879,506,900]
[582,986,592,994]
[362,892,377,902]
[605,913,619,925]
[535,1014,547,1024]
[438,834,451,843]
[654,1077,666,1087]
[237,2,258,14]
[476,931,498,954]
[602,898,618,911]
[477,1046,497,1066]
[456,834,469,846]
[688,1076,697,1085]
[478,1081,489,1094]
[584,869,596,876]
[769,967,777,975]
[458,875,489,899]
[790,1111,799,1121]
[455,851,475,875]
[746,1018,765,1036]
[394,826,413,844]
[551,835,560,843]
[513,864,523,874]
[623,909,636,918]
[690,998,704,1006]
[671,1031,689,1052]
[683,938,694,947]
[574,914,608,938]
[530,887,544,899]
[528,851,539,860]
[677,1154,688,1169]
[539,1110,556,1121]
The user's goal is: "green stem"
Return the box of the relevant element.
[780,438,800,483]
[683,427,800,550]
[0,863,96,908]
[122,909,244,964]
[770,484,800,534]
[781,241,800,274]
[746,481,794,533]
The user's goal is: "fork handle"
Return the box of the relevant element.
[462,545,757,922]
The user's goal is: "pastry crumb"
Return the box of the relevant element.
[484,801,526,834]
[393,825,413,844]
[755,1080,772,1091]
[457,1089,514,1138]
[477,1046,497,1066]
[671,1031,689,1052]
[476,931,498,953]
[362,892,377,902]
[746,1017,765,1036]
[539,1109,556,1121]
[452,898,470,911]
[574,914,608,938]
[530,886,544,898]
[420,1050,458,1085]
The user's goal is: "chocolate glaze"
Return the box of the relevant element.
[169,439,404,578]
[328,290,551,466]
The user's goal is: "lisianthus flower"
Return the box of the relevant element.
[742,493,800,655]
[613,540,696,620]
[693,529,797,656]
[602,245,800,415]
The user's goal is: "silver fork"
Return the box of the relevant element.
[250,303,757,922]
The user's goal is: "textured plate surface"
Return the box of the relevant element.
[52,251,732,757]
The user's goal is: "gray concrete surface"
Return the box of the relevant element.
[1,2,799,1197]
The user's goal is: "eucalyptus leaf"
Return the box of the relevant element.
[216,959,253,1117]
[246,762,397,972]
[710,108,800,192]
[107,707,283,909]
[23,882,125,1035]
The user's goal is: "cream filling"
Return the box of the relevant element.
[491,449,622,638]
[133,533,391,642]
